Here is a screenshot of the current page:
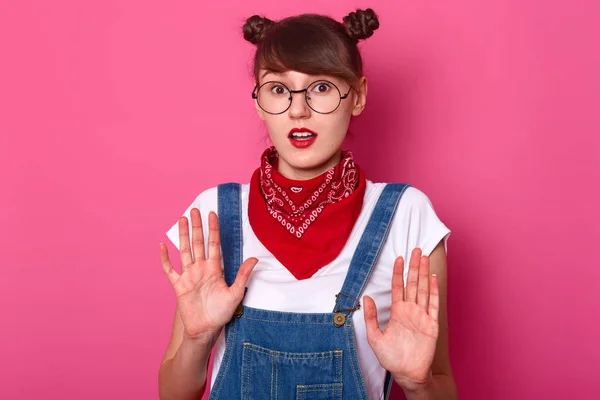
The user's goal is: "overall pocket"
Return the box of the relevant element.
[241,342,343,400]
[296,383,343,400]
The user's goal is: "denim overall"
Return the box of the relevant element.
[209,183,410,400]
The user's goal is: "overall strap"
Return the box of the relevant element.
[333,183,410,400]
[333,183,411,316]
[217,183,243,287]
[210,183,243,399]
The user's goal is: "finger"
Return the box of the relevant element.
[428,274,440,321]
[416,255,431,311]
[178,216,193,269]
[405,247,422,302]
[190,208,206,262]
[230,258,259,295]
[207,211,222,261]
[363,296,384,344]
[391,256,405,305]
[159,243,180,286]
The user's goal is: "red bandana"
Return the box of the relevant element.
[248,147,366,280]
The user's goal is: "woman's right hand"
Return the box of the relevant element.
[159,208,258,341]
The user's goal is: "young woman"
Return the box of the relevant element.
[158,8,457,400]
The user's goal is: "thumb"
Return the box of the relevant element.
[363,295,383,345]
[230,257,259,297]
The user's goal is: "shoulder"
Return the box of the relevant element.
[365,180,436,211]
[180,186,219,215]
[185,183,251,213]
[196,185,219,205]
[165,183,250,250]
[366,180,450,257]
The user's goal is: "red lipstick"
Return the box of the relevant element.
[288,128,318,149]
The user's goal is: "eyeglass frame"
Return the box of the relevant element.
[251,79,353,115]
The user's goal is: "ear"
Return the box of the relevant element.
[253,83,266,121]
[255,101,266,121]
[351,76,368,116]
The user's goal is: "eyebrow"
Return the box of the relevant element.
[260,72,339,85]
[261,70,283,79]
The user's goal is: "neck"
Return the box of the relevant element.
[277,150,343,181]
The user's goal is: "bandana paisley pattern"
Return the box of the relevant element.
[258,147,359,239]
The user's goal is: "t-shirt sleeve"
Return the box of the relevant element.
[391,186,451,259]
[165,186,219,251]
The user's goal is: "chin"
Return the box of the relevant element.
[288,154,338,171]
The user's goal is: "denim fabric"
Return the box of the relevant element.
[210,183,410,400]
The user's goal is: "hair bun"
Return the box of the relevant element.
[243,15,275,45]
[343,8,380,42]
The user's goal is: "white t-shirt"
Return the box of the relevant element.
[166,180,451,400]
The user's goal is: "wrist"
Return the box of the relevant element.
[183,328,220,348]
[174,330,219,368]
[393,371,433,396]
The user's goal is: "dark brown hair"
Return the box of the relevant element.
[242,9,380,87]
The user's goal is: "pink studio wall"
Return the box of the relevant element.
[1,1,598,399]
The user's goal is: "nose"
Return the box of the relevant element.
[287,91,311,119]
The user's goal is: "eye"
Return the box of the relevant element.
[312,82,331,93]
[268,83,288,95]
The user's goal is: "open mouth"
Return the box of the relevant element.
[289,128,318,139]
[288,128,318,148]
[289,131,316,140]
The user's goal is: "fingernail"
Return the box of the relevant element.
[432,274,437,277]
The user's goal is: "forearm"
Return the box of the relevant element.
[158,334,215,400]
[400,374,457,400]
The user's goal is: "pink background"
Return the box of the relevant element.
[1,0,598,399]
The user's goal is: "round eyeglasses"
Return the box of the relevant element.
[251,80,352,115]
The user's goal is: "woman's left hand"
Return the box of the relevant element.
[363,248,439,392]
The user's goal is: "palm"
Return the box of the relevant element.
[172,260,239,337]
[364,248,440,386]
[160,209,258,339]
